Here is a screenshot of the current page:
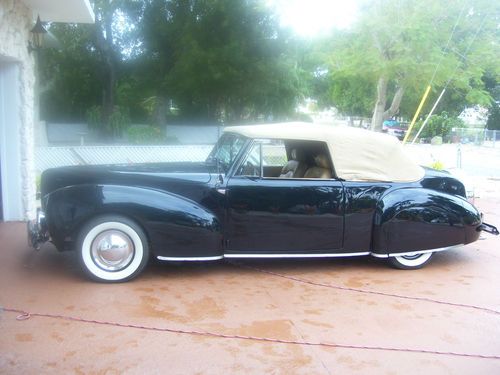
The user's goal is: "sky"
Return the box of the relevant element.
[272,0,360,37]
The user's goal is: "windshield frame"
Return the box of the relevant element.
[206,132,250,175]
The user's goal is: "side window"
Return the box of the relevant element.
[301,141,334,179]
[283,140,334,179]
[236,143,261,177]
[262,141,288,168]
[235,140,288,177]
[235,139,334,179]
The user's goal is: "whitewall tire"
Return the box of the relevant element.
[389,252,433,270]
[78,216,149,282]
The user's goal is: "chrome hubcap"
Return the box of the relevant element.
[91,230,134,271]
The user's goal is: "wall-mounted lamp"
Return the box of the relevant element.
[28,15,47,53]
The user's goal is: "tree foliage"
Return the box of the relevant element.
[484,72,500,130]
[141,0,302,123]
[39,0,500,134]
[39,23,101,121]
[317,0,499,129]
[40,0,304,127]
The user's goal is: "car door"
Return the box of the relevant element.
[224,140,344,255]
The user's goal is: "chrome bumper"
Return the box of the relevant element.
[27,209,49,250]
[478,222,499,236]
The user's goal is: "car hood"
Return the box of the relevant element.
[40,162,218,198]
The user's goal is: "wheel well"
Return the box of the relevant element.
[72,211,152,252]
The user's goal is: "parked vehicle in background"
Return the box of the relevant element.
[28,123,498,282]
[382,119,408,140]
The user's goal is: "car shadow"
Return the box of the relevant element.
[19,243,476,284]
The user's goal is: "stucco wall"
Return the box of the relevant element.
[0,0,36,220]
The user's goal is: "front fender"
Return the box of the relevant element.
[372,188,481,254]
[44,184,222,257]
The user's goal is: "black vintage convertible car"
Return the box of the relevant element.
[29,123,498,282]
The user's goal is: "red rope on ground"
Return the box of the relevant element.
[232,263,500,316]
[2,307,499,360]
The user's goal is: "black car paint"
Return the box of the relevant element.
[44,183,223,256]
[373,187,480,253]
[39,146,482,259]
[42,163,224,255]
[225,177,344,253]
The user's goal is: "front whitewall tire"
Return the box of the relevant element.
[78,217,149,282]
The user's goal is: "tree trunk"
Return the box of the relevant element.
[371,77,405,131]
[153,96,168,127]
[93,1,117,135]
[371,77,387,131]
[102,8,115,127]
[384,86,404,120]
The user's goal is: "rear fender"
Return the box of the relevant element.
[372,188,480,254]
[44,184,222,257]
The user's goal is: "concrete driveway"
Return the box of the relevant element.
[1,198,500,374]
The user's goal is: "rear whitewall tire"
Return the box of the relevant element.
[389,252,433,270]
[78,216,149,282]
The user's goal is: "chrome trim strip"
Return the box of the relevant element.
[224,252,370,259]
[157,255,224,261]
[157,247,460,262]
[158,252,371,261]
[370,253,389,259]
[371,246,459,259]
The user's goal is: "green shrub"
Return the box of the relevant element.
[415,112,464,140]
[86,105,131,137]
[109,107,131,137]
[126,125,165,144]
[86,105,102,130]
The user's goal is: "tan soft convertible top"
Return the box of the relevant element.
[224,122,424,182]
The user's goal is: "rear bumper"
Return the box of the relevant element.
[27,209,49,250]
[478,222,499,235]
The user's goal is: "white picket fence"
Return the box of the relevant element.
[35,145,213,173]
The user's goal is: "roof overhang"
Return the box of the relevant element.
[22,0,95,24]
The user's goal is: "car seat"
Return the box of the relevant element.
[303,154,332,179]
[279,148,308,178]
